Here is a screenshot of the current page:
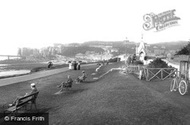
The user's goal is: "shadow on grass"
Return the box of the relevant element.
[80,80,98,84]
[66,89,86,95]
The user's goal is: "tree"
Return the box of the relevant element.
[175,42,190,55]
[148,58,169,68]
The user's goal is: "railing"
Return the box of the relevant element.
[123,65,177,81]
[142,68,177,81]
[0,55,22,60]
[122,65,143,74]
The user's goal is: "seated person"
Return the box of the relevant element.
[9,83,38,107]
[76,71,87,83]
[48,61,53,68]
[57,75,73,91]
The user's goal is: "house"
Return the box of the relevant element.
[75,53,85,59]
[154,49,165,55]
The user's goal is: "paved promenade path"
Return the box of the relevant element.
[163,59,180,70]
[0,64,96,87]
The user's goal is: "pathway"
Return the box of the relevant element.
[0,63,96,87]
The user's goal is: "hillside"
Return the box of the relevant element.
[60,46,104,57]
[83,41,136,47]
[63,40,187,57]
[150,41,188,51]
[15,40,188,61]
[82,41,136,55]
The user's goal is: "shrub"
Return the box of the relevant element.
[146,58,175,80]
[108,57,120,62]
[133,60,144,65]
[30,67,46,73]
[175,42,190,55]
[147,58,169,68]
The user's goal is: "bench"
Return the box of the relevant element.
[4,91,39,113]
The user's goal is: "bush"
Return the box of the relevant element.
[175,42,190,55]
[133,60,144,65]
[146,58,175,80]
[30,64,68,73]
[147,58,169,68]
[30,67,46,73]
[108,57,120,62]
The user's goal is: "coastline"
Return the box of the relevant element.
[0,66,70,87]
[0,61,68,79]
[0,63,96,87]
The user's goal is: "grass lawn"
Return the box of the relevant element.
[1,61,190,125]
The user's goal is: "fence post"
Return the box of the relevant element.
[161,69,163,80]
[147,68,149,81]
[139,70,141,79]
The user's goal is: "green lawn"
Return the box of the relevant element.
[0,61,190,125]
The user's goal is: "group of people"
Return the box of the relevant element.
[57,70,87,92]
[125,54,137,65]
[9,70,87,106]
[69,61,81,70]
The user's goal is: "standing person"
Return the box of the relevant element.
[106,60,109,65]
[73,61,77,70]
[127,55,132,66]
[77,61,81,70]
[68,61,72,69]
[132,54,136,64]
[133,54,136,62]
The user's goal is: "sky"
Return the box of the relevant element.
[0,0,190,55]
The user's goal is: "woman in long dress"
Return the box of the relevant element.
[69,62,72,69]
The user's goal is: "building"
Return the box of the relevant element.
[154,49,165,56]
[135,35,148,62]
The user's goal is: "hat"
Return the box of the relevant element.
[82,70,85,73]
[31,83,36,87]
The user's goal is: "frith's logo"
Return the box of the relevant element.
[143,9,180,31]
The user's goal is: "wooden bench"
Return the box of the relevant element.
[4,91,39,113]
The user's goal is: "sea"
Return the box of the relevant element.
[0,64,30,77]
[0,69,30,77]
